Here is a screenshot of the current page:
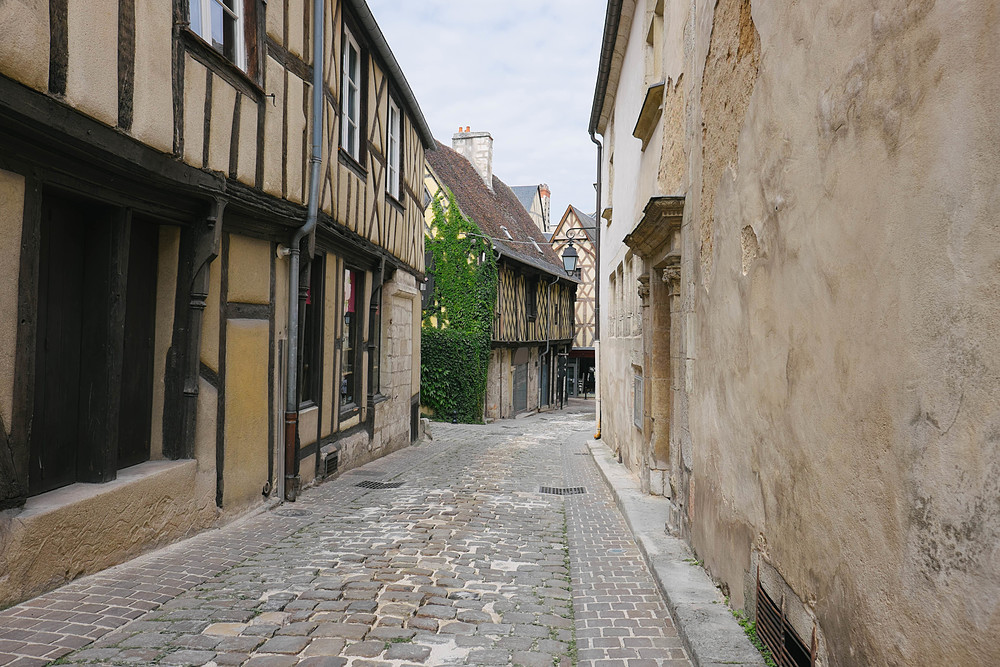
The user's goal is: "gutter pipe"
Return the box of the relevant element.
[591,131,602,439]
[539,274,561,411]
[284,0,324,501]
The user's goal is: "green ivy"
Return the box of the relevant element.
[420,192,497,423]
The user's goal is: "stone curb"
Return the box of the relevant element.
[586,440,768,667]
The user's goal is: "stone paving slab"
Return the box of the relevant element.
[587,440,767,667]
[0,402,692,666]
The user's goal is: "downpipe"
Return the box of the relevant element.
[590,130,603,440]
[284,0,325,501]
[538,275,560,411]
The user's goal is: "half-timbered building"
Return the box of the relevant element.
[424,131,577,420]
[551,205,597,396]
[0,0,432,606]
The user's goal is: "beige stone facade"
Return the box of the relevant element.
[593,0,1000,664]
[0,0,431,607]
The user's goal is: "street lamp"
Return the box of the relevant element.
[562,241,578,275]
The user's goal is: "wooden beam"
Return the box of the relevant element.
[77,208,130,483]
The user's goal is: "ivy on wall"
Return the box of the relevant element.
[420,192,497,423]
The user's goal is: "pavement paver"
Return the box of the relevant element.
[0,401,691,666]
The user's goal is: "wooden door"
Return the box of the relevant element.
[117,218,158,469]
[30,197,86,495]
[513,363,527,413]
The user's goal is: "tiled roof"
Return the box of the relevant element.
[426,142,570,279]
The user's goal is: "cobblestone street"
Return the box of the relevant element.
[0,403,691,667]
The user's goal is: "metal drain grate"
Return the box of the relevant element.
[756,572,815,667]
[356,480,404,489]
[275,509,311,518]
[539,486,586,495]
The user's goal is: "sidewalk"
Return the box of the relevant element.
[587,439,767,667]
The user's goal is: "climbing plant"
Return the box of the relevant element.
[420,192,497,423]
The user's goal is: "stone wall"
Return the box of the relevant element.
[683,0,1000,663]
[597,0,1000,662]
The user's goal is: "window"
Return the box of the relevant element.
[341,26,362,162]
[526,277,537,321]
[341,268,362,412]
[188,0,245,69]
[633,373,643,429]
[300,257,324,405]
[387,98,402,200]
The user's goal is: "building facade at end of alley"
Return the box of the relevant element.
[592,0,1000,665]
[0,1,433,608]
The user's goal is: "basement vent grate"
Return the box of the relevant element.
[324,451,339,477]
[756,570,815,667]
[356,480,404,490]
[539,486,586,495]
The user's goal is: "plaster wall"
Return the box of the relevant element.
[65,0,118,127]
[228,235,271,304]
[222,319,270,510]
[183,56,209,167]
[237,98,259,185]
[0,171,25,435]
[200,256,222,372]
[131,0,173,153]
[599,1,660,484]
[150,226,180,460]
[0,0,48,93]
[679,0,1000,663]
[208,77,237,174]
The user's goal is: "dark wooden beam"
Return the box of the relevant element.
[48,0,68,96]
[77,208,130,483]
[118,0,136,130]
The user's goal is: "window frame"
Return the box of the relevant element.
[188,0,246,71]
[387,98,402,201]
[299,256,324,407]
[340,25,363,164]
[340,267,364,418]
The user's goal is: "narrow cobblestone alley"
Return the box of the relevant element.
[0,404,691,667]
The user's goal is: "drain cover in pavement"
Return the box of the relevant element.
[539,486,586,495]
[356,480,404,489]
[275,509,311,517]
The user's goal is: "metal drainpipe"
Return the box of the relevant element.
[590,131,603,439]
[539,275,560,410]
[284,0,324,501]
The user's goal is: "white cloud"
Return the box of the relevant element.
[367,0,607,221]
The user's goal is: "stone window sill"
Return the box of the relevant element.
[18,459,196,520]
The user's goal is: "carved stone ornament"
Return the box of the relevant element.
[661,266,681,284]
[637,275,651,303]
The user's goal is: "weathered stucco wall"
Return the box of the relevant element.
[683,0,1000,663]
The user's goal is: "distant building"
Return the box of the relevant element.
[511,184,552,234]
[551,206,598,396]
[424,131,577,420]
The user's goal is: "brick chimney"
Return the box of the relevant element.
[452,128,494,191]
[539,183,551,232]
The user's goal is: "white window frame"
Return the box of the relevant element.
[189,0,246,70]
[387,98,401,200]
[341,26,362,162]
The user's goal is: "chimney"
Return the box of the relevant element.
[539,183,551,232]
[452,128,494,191]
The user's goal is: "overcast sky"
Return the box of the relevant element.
[367,0,607,223]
